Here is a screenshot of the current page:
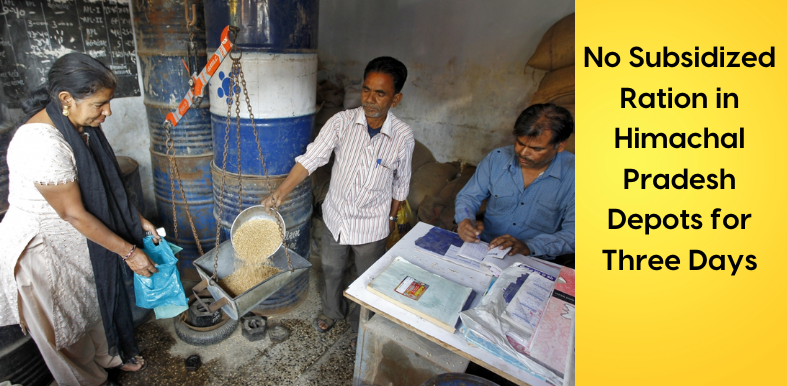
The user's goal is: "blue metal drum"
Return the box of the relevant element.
[150,152,216,280]
[205,0,317,314]
[211,162,312,259]
[203,0,318,52]
[133,0,215,279]
[210,113,314,176]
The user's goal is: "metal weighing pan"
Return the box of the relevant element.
[230,205,285,260]
[193,239,311,320]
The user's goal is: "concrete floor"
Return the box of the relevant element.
[117,266,358,386]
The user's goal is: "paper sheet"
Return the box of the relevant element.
[458,241,511,261]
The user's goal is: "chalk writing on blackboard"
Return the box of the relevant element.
[0,0,140,108]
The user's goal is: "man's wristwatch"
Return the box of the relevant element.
[389,215,398,222]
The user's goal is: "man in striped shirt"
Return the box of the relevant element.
[262,57,414,342]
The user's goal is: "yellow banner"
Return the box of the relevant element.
[578,1,787,384]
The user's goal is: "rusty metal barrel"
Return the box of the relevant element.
[132,0,215,280]
[204,0,317,314]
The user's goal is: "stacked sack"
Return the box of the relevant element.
[526,13,575,153]
[409,158,479,233]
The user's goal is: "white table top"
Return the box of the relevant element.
[345,222,552,386]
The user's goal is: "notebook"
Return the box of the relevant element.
[368,256,474,333]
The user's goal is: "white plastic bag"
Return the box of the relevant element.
[459,263,564,385]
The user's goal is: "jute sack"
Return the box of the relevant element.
[417,195,456,232]
[530,65,574,105]
[407,162,458,216]
[549,94,575,108]
[526,13,575,71]
[412,139,436,174]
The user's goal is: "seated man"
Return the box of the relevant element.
[455,103,574,261]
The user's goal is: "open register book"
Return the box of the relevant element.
[414,226,535,276]
[367,256,474,333]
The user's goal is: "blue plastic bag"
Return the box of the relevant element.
[133,236,188,318]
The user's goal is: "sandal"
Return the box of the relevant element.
[114,355,147,372]
[313,314,335,334]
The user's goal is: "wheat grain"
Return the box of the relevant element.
[233,218,282,264]
[220,264,281,297]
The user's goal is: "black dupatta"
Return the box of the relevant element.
[46,101,144,361]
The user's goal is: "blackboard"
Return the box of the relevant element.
[0,0,139,109]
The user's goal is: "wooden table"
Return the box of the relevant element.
[345,222,565,386]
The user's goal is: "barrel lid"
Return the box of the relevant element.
[116,156,139,176]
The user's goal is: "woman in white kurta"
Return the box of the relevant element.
[0,53,159,386]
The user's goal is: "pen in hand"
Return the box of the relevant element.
[464,208,480,240]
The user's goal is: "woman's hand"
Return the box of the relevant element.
[140,216,161,244]
[126,248,158,277]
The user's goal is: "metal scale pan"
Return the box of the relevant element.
[193,207,312,320]
[194,241,311,320]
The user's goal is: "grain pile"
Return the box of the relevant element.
[220,265,281,297]
[219,218,284,297]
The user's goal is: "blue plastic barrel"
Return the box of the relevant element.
[133,0,215,280]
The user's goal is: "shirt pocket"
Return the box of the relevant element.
[526,199,563,233]
[488,190,518,214]
[364,163,395,193]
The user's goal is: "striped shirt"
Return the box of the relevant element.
[296,107,414,245]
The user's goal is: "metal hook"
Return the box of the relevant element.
[228,25,241,44]
[184,1,196,27]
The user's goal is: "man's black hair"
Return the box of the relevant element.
[364,56,408,94]
[513,103,574,146]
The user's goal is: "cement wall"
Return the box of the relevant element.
[101,94,156,220]
[317,0,575,164]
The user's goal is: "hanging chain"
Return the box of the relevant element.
[234,69,243,214]
[164,121,204,256]
[211,54,239,281]
[157,0,204,258]
[237,64,293,272]
[210,28,294,278]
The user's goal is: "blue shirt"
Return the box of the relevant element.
[454,146,574,258]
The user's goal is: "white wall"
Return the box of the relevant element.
[318,0,575,164]
[101,94,156,219]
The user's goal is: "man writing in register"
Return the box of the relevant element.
[455,103,575,261]
[262,57,413,342]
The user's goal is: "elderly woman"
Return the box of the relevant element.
[0,53,160,385]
